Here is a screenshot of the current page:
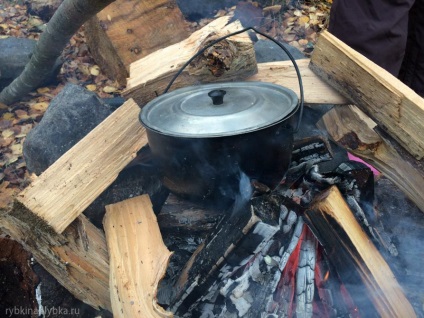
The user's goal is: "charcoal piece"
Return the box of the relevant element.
[83,164,169,228]
[23,83,112,175]
[170,198,281,315]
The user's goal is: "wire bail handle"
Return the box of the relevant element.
[163,27,304,132]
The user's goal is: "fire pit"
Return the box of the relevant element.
[154,129,421,317]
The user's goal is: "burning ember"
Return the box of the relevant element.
[158,137,416,317]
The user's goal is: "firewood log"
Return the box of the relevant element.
[17,99,147,233]
[123,16,258,106]
[85,0,189,85]
[304,186,416,318]
[104,195,173,318]
[310,30,424,159]
[317,105,424,213]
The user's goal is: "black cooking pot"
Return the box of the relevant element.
[139,27,304,203]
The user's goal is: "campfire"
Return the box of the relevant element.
[1,7,424,318]
[154,137,414,317]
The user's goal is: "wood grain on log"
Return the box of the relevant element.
[0,205,110,311]
[85,0,189,85]
[305,186,416,318]
[123,16,258,105]
[248,60,348,104]
[104,195,173,318]
[317,105,424,212]
[310,31,424,159]
[16,99,147,234]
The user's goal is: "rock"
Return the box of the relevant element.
[0,37,61,90]
[0,38,35,90]
[254,39,306,63]
[177,0,238,21]
[27,0,63,21]
[23,84,112,175]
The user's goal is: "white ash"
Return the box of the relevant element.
[265,218,305,312]
[252,222,280,254]
[279,204,289,221]
[283,210,297,234]
[295,231,316,318]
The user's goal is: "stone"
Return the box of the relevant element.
[177,0,238,21]
[254,39,306,63]
[0,37,61,90]
[0,38,35,90]
[23,83,112,175]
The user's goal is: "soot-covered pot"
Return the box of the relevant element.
[139,81,300,203]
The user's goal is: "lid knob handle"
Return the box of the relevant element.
[208,89,226,105]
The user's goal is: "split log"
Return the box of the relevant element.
[123,16,258,106]
[309,30,424,159]
[248,60,348,105]
[17,99,147,233]
[304,186,416,318]
[0,204,110,311]
[104,195,173,318]
[317,105,424,212]
[85,0,189,85]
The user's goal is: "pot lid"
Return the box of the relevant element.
[139,82,298,138]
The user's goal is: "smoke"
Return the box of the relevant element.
[229,171,253,216]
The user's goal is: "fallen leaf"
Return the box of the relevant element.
[0,137,14,147]
[15,109,29,119]
[90,65,100,76]
[0,102,8,110]
[28,16,44,27]
[6,154,19,165]
[103,86,117,93]
[298,39,309,46]
[37,87,50,94]
[20,124,33,135]
[2,129,14,138]
[31,102,49,111]
[2,112,14,120]
[86,84,97,91]
[293,10,302,17]
[298,16,310,25]
[11,143,23,155]
[0,181,18,209]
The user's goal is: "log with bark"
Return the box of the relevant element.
[0,0,116,105]
[0,205,111,311]
[317,105,424,212]
[309,31,424,159]
[123,16,258,105]
[304,186,416,318]
[104,195,173,318]
[85,0,190,85]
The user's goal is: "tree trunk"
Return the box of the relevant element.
[0,0,115,105]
